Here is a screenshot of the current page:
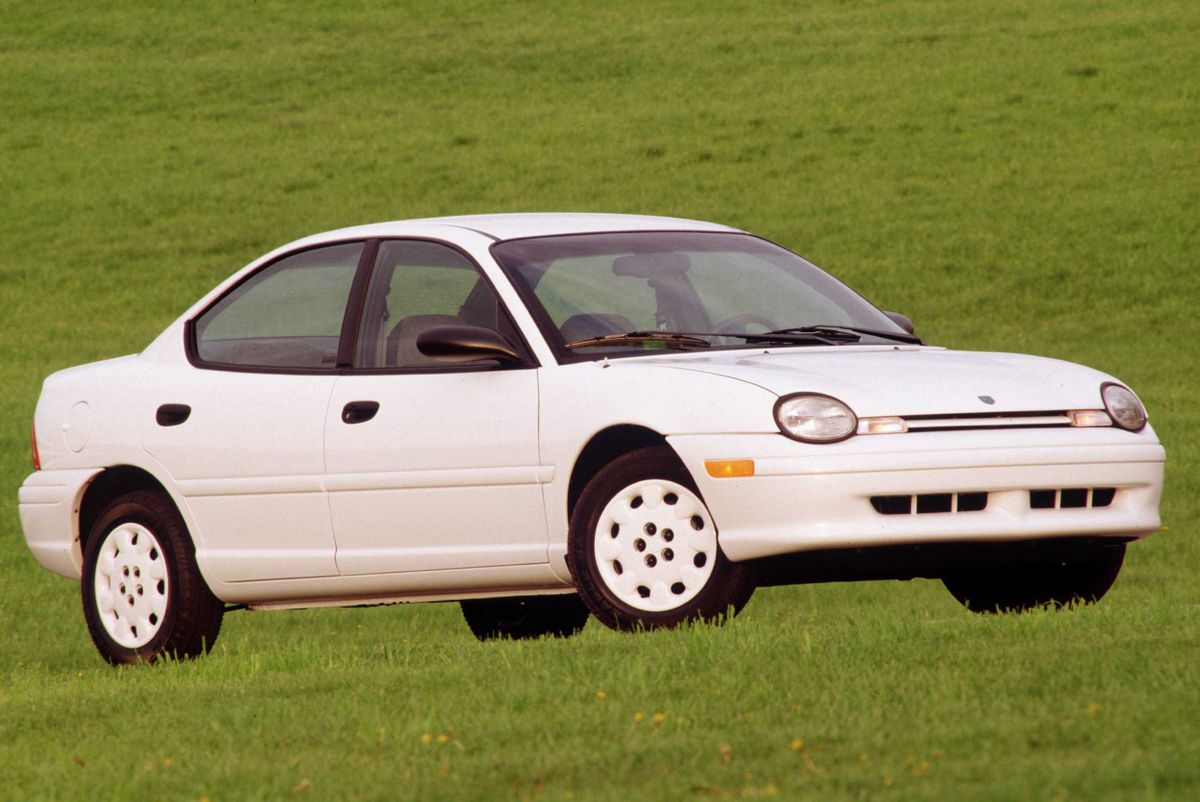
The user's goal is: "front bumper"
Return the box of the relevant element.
[668,426,1165,562]
[18,468,100,579]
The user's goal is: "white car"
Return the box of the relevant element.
[19,214,1165,664]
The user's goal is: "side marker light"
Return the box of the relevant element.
[705,460,755,478]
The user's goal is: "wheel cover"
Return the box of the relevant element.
[593,479,718,612]
[93,522,170,649]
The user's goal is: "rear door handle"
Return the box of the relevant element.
[341,400,380,424]
[156,404,191,427]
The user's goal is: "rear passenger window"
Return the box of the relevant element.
[193,242,362,369]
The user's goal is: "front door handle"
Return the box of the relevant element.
[156,404,191,427]
[341,400,380,424]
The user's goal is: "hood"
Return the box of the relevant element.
[633,346,1116,418]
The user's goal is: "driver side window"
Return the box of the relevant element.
[354,240,515,369]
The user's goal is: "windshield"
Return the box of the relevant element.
[491,231,908,358]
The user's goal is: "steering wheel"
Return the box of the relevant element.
[714,314,777,335]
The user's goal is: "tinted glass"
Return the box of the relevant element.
[194,242,362,368]
[492,231,902,355]
[355,240,514,368]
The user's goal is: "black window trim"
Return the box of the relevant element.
[336,238,382,368]
[186,236,540,376]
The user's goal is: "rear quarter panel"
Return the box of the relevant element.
[25,354,201,578]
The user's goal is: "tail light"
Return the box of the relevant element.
[31,420,41,470]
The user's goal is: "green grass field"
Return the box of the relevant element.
[2,1,1197,799]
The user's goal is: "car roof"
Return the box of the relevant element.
[291,213,742,247]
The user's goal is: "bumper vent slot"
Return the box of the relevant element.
[1030,488,1117,510]
[871,492,989,515]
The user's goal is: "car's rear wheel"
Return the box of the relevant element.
[942,541,1127,613]
[460,594,589,640]
[568,447,756,631]
[81,490,224,665]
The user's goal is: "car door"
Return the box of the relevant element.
[137,241,366,582]
[324,239,549,576]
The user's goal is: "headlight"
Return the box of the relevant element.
[775,393,857,443]
[1101,383,1147,432]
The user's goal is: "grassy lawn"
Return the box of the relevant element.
[1,1,1197,799]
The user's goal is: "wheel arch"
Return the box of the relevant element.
[567,424,687,519]
[78,465,174,552]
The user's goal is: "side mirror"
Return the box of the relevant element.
[416,325,522,364]
[884,311,916,335]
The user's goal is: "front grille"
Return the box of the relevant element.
[1030,488,1116,509]
[871,492,989,515]
[901,410,1071,432]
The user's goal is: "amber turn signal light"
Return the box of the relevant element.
[704,459,755,478]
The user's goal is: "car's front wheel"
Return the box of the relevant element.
[81,490,224,665]
[460,594,589,640]
[942,541,1127,613]
[568,447,756,631]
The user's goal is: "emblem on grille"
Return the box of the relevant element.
[978,395,996,405]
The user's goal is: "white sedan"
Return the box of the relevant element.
[18,214,1165,664]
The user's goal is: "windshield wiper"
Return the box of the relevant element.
[761,325,923,345]
[565,329,849,350]
[716,330,847,346]
[564,331,713,350]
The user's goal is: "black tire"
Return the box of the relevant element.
[567,446,756,631]
[943,542,1127,613]
[460,594,590,641]
[81,490,224,665]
